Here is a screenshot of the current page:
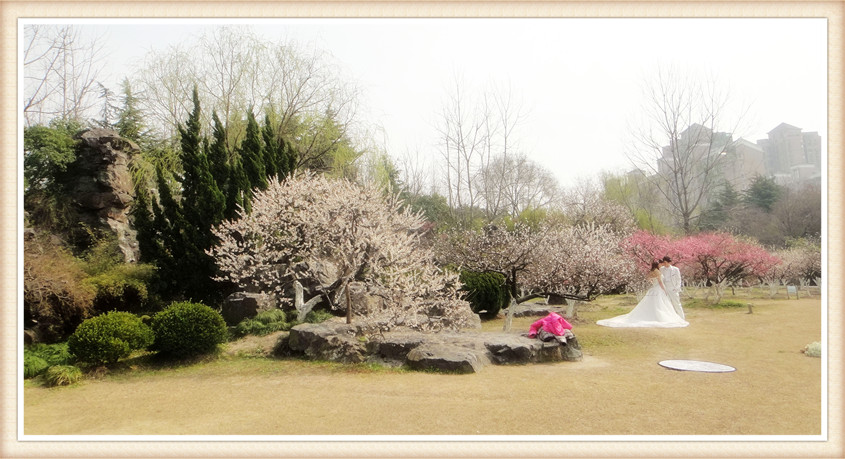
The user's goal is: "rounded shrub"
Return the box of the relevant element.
[44,365,83,387]
[151,301,228,357]
[67,311,154,365]
[24,354,49,379]
[459,270,509,319]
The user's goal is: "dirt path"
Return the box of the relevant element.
[23,297,822,435]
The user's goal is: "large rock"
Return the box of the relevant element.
[67,128,140,262]
[483,334,541,364]
[221,292,276,325]
[287,321,367,363]
[406,343,489,374]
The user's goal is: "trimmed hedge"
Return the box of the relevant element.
[459,270,509,319]
[67,311,154,365]
[151,301,228,357]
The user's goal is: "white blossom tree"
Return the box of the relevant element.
[208,172,474,332]
[438,222,636,329]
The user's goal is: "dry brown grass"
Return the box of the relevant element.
[23,295,822,436]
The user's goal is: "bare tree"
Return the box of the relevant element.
[435,74,487,220]
[132,26,361,163]
[24,25,106,126]
[435,77,534,223]
[627,66,748,234]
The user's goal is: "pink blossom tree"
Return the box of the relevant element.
[673,232,779,302]
[209,172,474,332]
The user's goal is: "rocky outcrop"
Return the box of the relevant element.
[221,292,277,325]
[278,319,582,373]
[66,128,139,262]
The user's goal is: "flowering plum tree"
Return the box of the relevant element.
[208,172,473,332]
[524,223,637,301]
[438,223,538,301]
[439,222,637,328]
[673,232,779,302]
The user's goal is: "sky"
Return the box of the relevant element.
[26,18,828,188]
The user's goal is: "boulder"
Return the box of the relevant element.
[287,321,367,363]
[221,292,276,325]
[370,329,427,363]
[511,304,569,318]
[406,343,489,374]
[483,334,540,364]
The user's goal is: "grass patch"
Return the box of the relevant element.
[24,294,822,436]
[43,365,83,387]
[683,298,747,309]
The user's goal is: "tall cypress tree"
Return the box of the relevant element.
[241,111,267,192]
[225,157,251,218]
[133,88,228,304]
[262,114,296,180]
[206,111,230,190]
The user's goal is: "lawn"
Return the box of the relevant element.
[23,294,823,436]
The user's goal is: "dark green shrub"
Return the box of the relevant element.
[43,365,83,387]
[233,309,292,337]
[27,342,74,366]
[254,308,286,325]
[234,318,269,337]
[304,309,334,323]
[67,311,154,365]
[24,355,49,379]
[85,263,156,314]
[459,270,509,319]
[151,301,228,357]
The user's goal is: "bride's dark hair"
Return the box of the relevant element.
[650,260,660,271]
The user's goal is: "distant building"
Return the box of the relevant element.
[755,123,822,187]
[720,138,766,191]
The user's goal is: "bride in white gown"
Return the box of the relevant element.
[597,260,689,328]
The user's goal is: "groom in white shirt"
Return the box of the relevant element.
[660,256,685,319]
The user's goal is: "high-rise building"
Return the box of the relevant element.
[756,123,821,186]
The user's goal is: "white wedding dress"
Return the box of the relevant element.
[597,277,689,328]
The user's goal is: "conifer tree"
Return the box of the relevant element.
[225,157,251,218]
[240,111,267,192]
[115,78,143,142]
[262,114,296,180]
[206,111,230,189]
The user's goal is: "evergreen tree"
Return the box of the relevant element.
[134,88,229,304]
[240,111,267,193]
[262,114,296,180]
[206,111,230,189]
[225,157,251,218]
[115,78,143,142]
[700,182,741,231]
[744,175,782,213]
[179,93,226,231]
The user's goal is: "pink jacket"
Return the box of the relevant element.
[528,312,573,337]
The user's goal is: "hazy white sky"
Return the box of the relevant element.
[31,18,828,187]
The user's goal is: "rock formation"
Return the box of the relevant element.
[66,128,140,262]
[278,319,583,373]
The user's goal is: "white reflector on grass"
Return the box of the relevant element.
[658,360,736,373]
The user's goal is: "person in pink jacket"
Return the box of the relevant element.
[528,311,573,338]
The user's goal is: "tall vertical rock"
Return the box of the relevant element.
[67,128,140,262]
